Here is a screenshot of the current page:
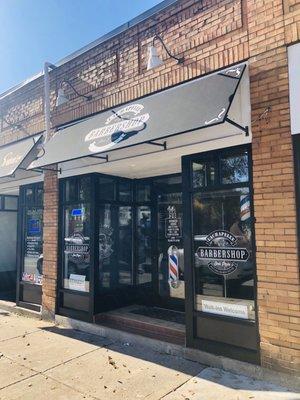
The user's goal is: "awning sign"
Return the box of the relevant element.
[29,64,246,169]
[0,134,42,178]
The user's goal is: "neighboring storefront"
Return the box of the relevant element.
[0,0,299,375]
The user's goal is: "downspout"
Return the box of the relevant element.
[43,62,56,143]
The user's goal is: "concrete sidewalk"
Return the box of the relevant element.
[0,309,298,400]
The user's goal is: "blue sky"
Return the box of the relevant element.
[0,0,163,94]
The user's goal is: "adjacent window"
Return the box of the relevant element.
[62,176,91,292]
[21,184,44,285]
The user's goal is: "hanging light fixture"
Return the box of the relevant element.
[147,35,184,71]
[55,79,92,107]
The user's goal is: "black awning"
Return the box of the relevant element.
[0,134,43,178]
[29,64,247,169]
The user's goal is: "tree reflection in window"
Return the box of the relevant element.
[220,153,249,184]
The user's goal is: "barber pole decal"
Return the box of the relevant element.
[168,245,180,289]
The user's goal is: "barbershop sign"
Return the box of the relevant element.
[196,230,249,275]
[85,104,150,153]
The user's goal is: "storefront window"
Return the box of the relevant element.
[21,183,44,287]
[191,149,255,321]
[63,204,91,292]
[23,208,43,285]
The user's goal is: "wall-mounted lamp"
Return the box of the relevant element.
[56,79,92,107]
[147,35,185,70]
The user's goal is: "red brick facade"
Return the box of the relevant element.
[0,0,299,374]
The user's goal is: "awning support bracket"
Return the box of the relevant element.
[147,140,167,150]
[88,154,109,162]
[31,167,62,174]
[225,117,249,137]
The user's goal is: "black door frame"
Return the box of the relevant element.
[182,144,260,364]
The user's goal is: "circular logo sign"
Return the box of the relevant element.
[196,230,249,275]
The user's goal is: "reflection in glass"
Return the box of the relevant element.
[137,206,152,286]
[119,181,132,202]
[136,182,151,202]
[193,161,216,188]
[65,179,77,203]
[98,176,115,201]
[220,153,249,184]
[63,204,91,292]
[193,188,255,320]
[118,206,132,285]
[79,177,91,202]
[99,204,113,290]
[4,196,18,211]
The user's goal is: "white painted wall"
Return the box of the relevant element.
[288,43,300,135]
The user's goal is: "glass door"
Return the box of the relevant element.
[182,146,259,363]
[154,175,185,311]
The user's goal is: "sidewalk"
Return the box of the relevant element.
[0,309,298,400]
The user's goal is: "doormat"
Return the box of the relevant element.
[130,307,185,325]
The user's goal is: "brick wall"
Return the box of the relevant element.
[41,168,59,320]
[0,0,299,374]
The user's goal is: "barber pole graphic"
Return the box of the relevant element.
[240,194,251,221]
[168,245,180,289]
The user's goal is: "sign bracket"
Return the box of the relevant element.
[88,154,109,162]
[225,117,249,137]
[147,140,167,150]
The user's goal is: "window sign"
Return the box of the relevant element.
[69,274,86,292]
[196,230,250,276]
[63,205,91,292]
[22,208,43,285]
[201,299,249,319]
[165,205,182,243]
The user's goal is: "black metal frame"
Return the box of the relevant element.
[182,144,260,364]
[16,182,44,311]
[57,171,188,320]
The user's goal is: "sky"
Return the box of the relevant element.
[0,0,164,94]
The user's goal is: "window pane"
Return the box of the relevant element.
[36,187,44,206]
[63,205,91,292]
[22,207,43,285]
[136,182,151,202]
[65,179,77,202]
[79,177,91,202]
[4,196,18,210]
[137,206,152,286]
[119,181,132,202]
[98,176,115,201]
[193,188,255,321]
[25,188,34,204]
[99,204,113,290]
[220,153,249,184]
[193,161,216,188]
[118,206,132,285]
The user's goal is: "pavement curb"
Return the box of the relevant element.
[55,314,300,392]
[0,300,42,320]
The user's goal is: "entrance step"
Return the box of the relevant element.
[94,305,185,345]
